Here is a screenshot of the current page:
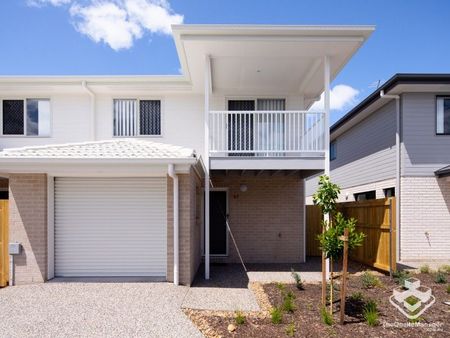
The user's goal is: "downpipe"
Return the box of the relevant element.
[168,164,179,286]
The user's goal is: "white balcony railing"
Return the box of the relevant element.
[209,110,326,157]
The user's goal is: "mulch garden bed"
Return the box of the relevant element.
[184,270,450,337]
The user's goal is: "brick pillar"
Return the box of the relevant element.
[9,174,48,284]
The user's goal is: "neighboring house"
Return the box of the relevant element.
[306,74,450,264]
[0,24,374,285]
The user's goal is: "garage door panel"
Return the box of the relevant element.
[55,177,167,277]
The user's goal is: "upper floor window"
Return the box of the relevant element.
[436,97,450,135]
[1,99,51,136]
[113,99,161,137]
[330,141,337,161]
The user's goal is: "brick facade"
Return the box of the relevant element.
[400,176,450,261]
[9,174,48,284]
[211,174,304,263]
[167,168,202,285]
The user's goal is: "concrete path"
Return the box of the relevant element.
[0,282,202,338]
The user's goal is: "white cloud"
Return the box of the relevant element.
[310,84,359,111]
[27,0,72,6]
[29,0,183,51]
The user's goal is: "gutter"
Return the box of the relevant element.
[380,90,401,272]
[168,164,179,286]
[81,81,96,140]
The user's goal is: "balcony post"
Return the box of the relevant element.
[204,55,211,280]
[323,55,331,281]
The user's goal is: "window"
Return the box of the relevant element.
[384,187,395,197]
[2,99,50,136]
[114,99,161,137]
[330,141,337,161]
[354,190,376,201]
[436,97,450,135]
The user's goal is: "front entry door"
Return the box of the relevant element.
[209,190,228,255]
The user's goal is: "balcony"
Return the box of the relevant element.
[208,110,326,170]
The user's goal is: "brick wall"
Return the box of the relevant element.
[167,167,202,285]
[400,176,450,260]
[211,174,304,263]
[9,174,47,284]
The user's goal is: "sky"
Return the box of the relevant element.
[1,0,450,123]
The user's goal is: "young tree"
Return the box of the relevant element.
[313,175,365,315]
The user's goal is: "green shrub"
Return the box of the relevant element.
[363,299,379,326]
[435,271,447,284]
[419,264,430,274]
[361,271,381,289]
[446,284,450,294]
[235,311,245,325]
[282,294,296,313]
[393,270,410,286]
[349,291,364,302]
[285,323,296,337]
[291,268,304,290]
[438,264,450,274]
[276,282,286,292]
[270,307,283,324]
[320,307,333,326]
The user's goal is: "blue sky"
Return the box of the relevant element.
[1,0,450,123]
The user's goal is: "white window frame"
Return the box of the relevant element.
[112,97,164,138]
[0,97,52,138]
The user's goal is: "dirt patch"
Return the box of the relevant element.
[184,272,449,337]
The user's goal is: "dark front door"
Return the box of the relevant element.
[209,190,227,255]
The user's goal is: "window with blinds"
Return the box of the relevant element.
[113,99,161,136]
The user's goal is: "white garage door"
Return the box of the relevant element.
[55,177,167,277]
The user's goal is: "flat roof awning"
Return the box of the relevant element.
[172,25,375,106]
[435,164,450,178]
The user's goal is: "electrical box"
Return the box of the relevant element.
[9,242,21,255]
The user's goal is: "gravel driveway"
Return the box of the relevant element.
[0,282,203,338]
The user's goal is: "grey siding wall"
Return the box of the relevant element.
[402,93,450,176]
[306,100,397,196]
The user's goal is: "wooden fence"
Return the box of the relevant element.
[0,200,8,287]
[306,198,396,273]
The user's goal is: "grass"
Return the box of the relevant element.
[270,307,283,324]
[435,271,447,284]
[291,268,304,290]
[235,311,245,325]
[349,291,364,302]
[276,282,286,292]
[363,299,379,327]
[282,294,296,313]
[285,323,296,337]
[393,270,410,286]
[361,271,381,289]
[438,264,450,274]
[447,284,450,294]
[419,264,431,274]
[320,307,333,326]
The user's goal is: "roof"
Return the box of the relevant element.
[435,165,450,178]
[0,24,375,98]
[173,24,375,100]
[331,73,450,135]
[0,139,196,161]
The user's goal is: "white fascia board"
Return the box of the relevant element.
[0,162,193,176]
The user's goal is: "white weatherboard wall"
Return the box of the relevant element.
[54,177,167,277]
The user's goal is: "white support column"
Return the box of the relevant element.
[204,55,211,280]
[323,55,331,280]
